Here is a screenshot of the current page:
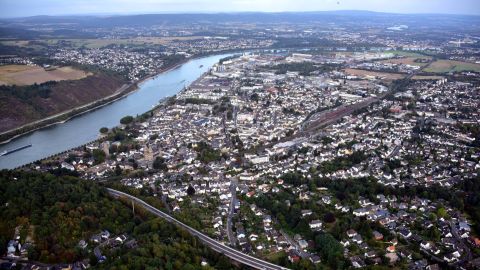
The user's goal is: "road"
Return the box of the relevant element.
[0,83,131,138]
[227,179,238,247]
[279,230,310,259]
[107,188,289,270]
[449,220,473,265]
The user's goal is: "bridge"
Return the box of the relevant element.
[107,188,290,270]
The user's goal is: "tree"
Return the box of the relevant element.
[92,149,106,164]
[187,185,196,196]
[120,115,134,125]
[323,212,336,223]
[153,156,167,171]
[315,233,344,268]
[115,164,122,176]
[99,127,109,134]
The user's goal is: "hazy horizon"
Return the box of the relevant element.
[1,0,480,18]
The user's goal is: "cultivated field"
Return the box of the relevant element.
[412,75,445,80]
[423,60,480,73]
[0,65,90,85]
[344,68,405,81]
[1,36,205,49]
[386,50,435,58]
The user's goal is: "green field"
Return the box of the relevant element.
[385,50,434,59]
[424,60,480,73]
[1,36,204,49]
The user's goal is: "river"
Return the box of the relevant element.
[0,54,231,169]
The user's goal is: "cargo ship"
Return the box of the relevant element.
[0,144,32,156]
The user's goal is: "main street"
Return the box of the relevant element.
[107,188,289,270]
[227,178,238,247]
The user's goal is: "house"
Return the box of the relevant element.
[301,210,313,217]
[309,220,322,230]
[398,228,412,238]
[420,241,431,250]
[386,245,396,253]
[288,250,301,263]
[385,253,399,264]
[309,255,321,264]
[61,162,75,171]
[78,240,88,249]
[321,196,332,204]
[350,256,366,268]
[298,240,308,249]
[347,229,358,238]
[353,208,369,217]
[468,236,480,247]
[458,221,471,232]
[399,249,412,260]
[7,240,17,256]
[115,235,127,244]
[426,264,441,270]
[352,234,363,244]
[373,231,384,240]
[90,234,102,243]
[364,251,376,258]
[443,253,457,263]
[340,239,350,247]
[101,230,111,240]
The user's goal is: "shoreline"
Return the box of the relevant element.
[0,57,191,145]
[0,46,378,145]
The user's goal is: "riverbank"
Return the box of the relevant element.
[0,53,233,169]
[0,57,192,145]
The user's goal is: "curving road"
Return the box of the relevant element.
[107,188,289,270]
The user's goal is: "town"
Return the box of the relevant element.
[0,9,480,270]
[21,48,480,269]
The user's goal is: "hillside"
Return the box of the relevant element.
[0,72,127,133]
[0,171,237,269]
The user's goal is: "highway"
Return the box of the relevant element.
[107,188,289,270]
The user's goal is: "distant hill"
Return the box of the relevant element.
[2,11,479,28]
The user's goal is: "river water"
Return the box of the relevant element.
[0,54,231,169]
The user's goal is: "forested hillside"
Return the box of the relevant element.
[0,171,238,269]
[0,73,126,133]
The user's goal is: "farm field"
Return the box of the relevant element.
[386,50,435,58]
[344,68,405,81]
[1,36,205,49]
[0,65,90,85]
[423,60,480,73]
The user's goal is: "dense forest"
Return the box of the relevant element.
[0,171,238,269]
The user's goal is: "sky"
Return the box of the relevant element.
[1,0,479,18]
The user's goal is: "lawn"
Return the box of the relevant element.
[424,60,480,73]
[385,50,433,59]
